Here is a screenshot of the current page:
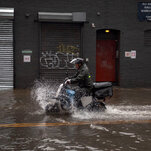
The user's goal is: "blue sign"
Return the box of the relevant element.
[138,2,151,21]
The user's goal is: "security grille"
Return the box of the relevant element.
[0,20,14,88]
[40,23,81,82]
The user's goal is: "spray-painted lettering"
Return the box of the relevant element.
[40,51,79,69]
[57,43,80,54]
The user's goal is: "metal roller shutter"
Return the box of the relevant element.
[40,23,81,82]
[0,20,14,88]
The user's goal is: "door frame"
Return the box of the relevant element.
[96,29,120,85]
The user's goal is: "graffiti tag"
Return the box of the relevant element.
[40,51,79,69]
[57,43,80,54]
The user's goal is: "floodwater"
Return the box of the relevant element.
[0,82,151,151]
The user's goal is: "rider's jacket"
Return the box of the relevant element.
[70,64,93,90]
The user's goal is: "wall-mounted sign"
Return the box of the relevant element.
[125,50,136,59]
[22,49,32,54]
[131,50,136,59]
[138,2,151,21]
[23,55,31,62]
[125,51,131,57]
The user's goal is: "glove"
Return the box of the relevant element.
[65,79,71,85]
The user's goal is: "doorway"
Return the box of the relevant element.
[96,29,120,84]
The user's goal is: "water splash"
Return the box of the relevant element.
[90,124,109,131]
[119,132,135,136]
[31,81,151,121]
[55,83,63,97]
[31,80,58,110]
[72,105,151,120]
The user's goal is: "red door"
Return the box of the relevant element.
[96,40,116,82]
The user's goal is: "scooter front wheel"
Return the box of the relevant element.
[45,103,60,114]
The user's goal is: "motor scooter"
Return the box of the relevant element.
[45,80,113,114]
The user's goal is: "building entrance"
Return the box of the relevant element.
[96,29,120,84]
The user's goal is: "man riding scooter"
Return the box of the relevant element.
[45,58,112,114]
[65,58,93,107]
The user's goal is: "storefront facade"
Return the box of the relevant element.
[0,0,151,88]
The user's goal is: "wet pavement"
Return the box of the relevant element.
[0,83,151,151]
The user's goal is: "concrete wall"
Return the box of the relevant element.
[0,0,151,88]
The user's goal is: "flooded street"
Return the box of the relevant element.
[0,84,151,151]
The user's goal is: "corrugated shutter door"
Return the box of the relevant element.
[0,20,14,88]
[40,23,81,82]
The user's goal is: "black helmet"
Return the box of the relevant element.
[70,58,84,65]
